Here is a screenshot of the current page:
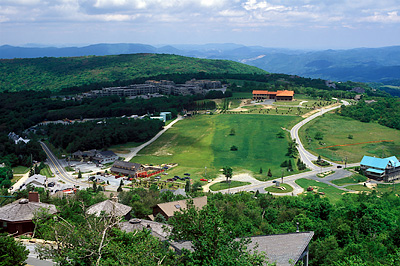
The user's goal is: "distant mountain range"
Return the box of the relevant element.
[1,43,400,84]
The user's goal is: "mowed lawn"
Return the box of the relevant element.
[296,178,345,203]
[299,113,400,163]
[133,114,299,180]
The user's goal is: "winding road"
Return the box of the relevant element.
[209,99,356,195]
[290,99,350,170]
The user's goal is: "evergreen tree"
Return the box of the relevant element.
[267,169,272,177]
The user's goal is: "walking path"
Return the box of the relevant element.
[121,116,183,162]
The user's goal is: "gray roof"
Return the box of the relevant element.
[171,232,314,266]
[119,219,172,241]
[98,150,118,157]
[112,161,142,170]
[25,174,46,186]
[86,200,132,217]
[0,199,57,222]
[247,232,314,266]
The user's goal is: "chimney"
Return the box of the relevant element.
[28,192,40,203]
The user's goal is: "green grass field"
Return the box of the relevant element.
[12,166,29,174]
[109,141,144,154]
[331,174,367,186]
[40,164,54,178]
[299,113,400,163]
[265,183,294,193]
[296,178,346,203]
[132,114,301,182]
[209,181,251,191]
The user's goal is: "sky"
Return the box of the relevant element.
[1,0,399,49]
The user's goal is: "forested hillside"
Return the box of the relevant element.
[0,54,266,92]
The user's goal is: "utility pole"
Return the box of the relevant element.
[281,169,284,184]
[345,156,347,168]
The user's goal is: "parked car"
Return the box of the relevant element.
[184,176,190,180]
[337,165,342,168]
[167,178,174,182]
[184,173,190,176]
[154,176,161,179]
[48,182,55,187]
[174,176,180,178]
[200,178,208,182]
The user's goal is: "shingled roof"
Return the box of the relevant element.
[86,200,132,217]
[170,232,314,266]
[0,199,57,222]
[154,196,207,218]
[119,218,172,241]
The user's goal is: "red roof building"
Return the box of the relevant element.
[253,90,294,101]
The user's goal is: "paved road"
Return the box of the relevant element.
[290,100,350,170]
[123,115,183,162]
[40,142,88,188]
[211,99,356,195]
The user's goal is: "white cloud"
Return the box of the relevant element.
[360,11,400,23]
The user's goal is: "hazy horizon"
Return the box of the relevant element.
[1,1,399,50]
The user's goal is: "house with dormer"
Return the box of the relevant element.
[360,155,400,182]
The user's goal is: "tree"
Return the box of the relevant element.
[315,131,324,140]
[276,131,285,138]
[348,134,354,139]
[185,180,191,193]
[230,128,236,136]
[259,167,263,174]
[223,166,233,183]
[230,145,238,151]
[267,169,272,177]
[0,233,29,266]
[168,203,268,266]
[78,169,82,179]
[286,139,298,158]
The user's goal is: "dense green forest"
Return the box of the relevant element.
[44,118,163,153]
[339,98,400,130]
[0,54,266,92]
[3,185,399,266]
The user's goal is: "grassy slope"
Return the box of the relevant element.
[299,113,400,163]
[133,114,300,181]
[0,54,266,92]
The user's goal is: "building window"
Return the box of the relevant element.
[2,221,7,228]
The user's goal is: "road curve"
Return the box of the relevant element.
[290,100,350,170]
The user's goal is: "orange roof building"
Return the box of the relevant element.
[253,90,294,101]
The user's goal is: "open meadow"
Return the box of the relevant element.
[132,114,301,182]
[299,113,400,163]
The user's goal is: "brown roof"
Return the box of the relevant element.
[86,200,132,217]
[170,231,314,266]
[0,199,57,222]
[155,196,207,218]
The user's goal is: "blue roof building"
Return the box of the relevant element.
[360,155,400,182]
